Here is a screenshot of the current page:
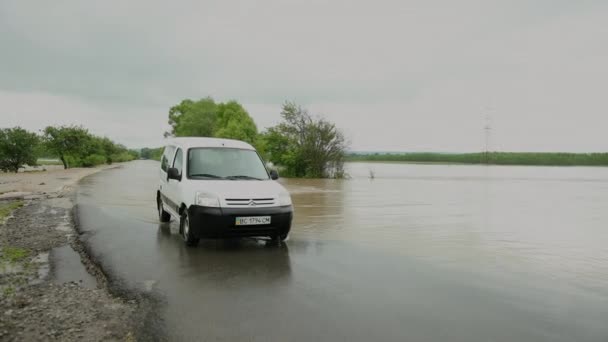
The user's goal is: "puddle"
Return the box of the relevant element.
[51,245,96,289]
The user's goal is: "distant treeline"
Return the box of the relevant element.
[346,152,608,166]
[139,147,163,161]
[0,125,138,172]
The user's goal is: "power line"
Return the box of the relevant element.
[483,110,492,164]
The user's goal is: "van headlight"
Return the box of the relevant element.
[195,192,220,207]
[278,191,292,206]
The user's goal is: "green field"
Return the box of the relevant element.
[36,159,63,166]
[346,152,608,167]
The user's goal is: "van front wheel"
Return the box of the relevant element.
[180,211,199,247]
[158,199,171,223]
[271,233,289,243]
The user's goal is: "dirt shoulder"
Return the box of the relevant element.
[0,165,117,199]
[0,164,138,341]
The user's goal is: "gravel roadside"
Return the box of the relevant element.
[0,165,142,341]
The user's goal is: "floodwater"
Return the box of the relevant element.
[76,160,608,341]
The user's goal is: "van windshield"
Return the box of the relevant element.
[187,148,270,180]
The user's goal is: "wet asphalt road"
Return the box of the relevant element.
[76,160,608,341]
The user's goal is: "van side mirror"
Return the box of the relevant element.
[269,169,279,180]
[167,167,181,181]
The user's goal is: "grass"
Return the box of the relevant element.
[347,152,608,167]
[3,286,15,297]
[0,201,24,221]
[1,246,30,263]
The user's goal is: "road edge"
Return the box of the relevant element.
[0,163,142,341]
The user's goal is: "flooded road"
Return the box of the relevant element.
[76,160,608,341]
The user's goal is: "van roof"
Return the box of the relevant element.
[165,137,255,150]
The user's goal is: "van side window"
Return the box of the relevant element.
[161,146,175,172]
[173,148,183,175]
[161,155,168,172]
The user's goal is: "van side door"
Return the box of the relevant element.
[159,145,176,211]
[165,147,184,214]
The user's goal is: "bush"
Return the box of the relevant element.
[63,154,106,168]
[111,152,136,163]
[63,155,83,168]
[0,127,40,173]
[82,154,107,167]
[260,102,348,178]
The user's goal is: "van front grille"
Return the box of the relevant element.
[225,198,275,206]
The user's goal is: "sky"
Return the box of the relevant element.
[1,0,607,152]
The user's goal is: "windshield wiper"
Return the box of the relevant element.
[189,173,224,179]
[225,175,263,180]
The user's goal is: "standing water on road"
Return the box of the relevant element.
[76,160,608,341]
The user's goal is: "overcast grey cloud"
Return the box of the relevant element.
[1,0,607,151]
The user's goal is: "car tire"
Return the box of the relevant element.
[180,211,199,247]
[158,199,171,222]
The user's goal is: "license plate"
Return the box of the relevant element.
[235,216,271,226]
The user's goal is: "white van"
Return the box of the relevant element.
[156,137,293,246]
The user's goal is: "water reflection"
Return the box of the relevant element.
[155,222,292,285]
[154,224,296,340]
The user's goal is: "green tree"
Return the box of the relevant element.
[258,127,296,168]
[140,148,152,159]
[166,98,260,145]
[43,125,91,169]
[214,101,258,144]
[139,147,164,161]
[128,149,140,160]
[97,137,120,163]
[0,127,40,173]
[261,102,348,178]
[150,147,164,161]
[166,98,217,137]
[302,117,347,177]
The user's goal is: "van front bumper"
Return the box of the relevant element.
[187,205,293,239]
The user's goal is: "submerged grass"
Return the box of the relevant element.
[347,152,608,167]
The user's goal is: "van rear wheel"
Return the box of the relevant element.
[180,211,199,247]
